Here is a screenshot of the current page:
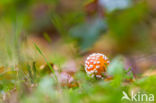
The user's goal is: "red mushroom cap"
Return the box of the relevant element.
[85,53,110,79]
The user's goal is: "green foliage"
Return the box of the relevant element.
[107,56,125,86]
[107,2,148,41]
[70,18,107,50]
[135,76,156,96]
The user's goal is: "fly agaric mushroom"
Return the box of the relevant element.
[85,53,110,79]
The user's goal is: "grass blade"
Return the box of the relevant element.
[34,43,58,82]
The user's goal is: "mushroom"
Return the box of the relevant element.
[85,53,110,79]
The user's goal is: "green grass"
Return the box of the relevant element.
[34,43,58,82]
[0,53,155,103]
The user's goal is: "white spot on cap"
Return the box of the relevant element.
[90,70,94,73]
[95,57,99,60]
[103,56,107,60]
[93,61,96,64]
[94,70,98,73]
[87,71,93,75]
[87,70,95,75]
[105,56,108,60]
[91,53,96,56]
[96,55,100,57]
[97,53,100,55]
[85,61,87,64]
[97,61,100,64]
[85,65,88,68]
[87,57,90,60]
[96,65,100,69]
[96,75,102,78]
[85,67,87,71]
[85,61,89,64]
[90,65,93,68]
[87,61,89,65]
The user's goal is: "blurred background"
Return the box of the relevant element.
[0,0,155,73]
[0,0,156,103]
